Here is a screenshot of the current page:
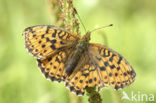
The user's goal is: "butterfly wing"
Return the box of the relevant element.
[22,25,79,59]
[87,43,136,90]
[65,51,105,95]
[37,48,74,82]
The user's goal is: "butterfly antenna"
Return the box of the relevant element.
[90,24,113,33]
[74,8,87,33]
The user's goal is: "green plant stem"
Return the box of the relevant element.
[86,87,102,103]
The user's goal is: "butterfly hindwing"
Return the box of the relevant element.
[23,25,79,59]
[37,51,67,82]
[65,53,103,95]
[37,47,76,82]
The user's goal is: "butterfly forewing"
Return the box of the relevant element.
[23,25,79,59]
[87,43,136,90]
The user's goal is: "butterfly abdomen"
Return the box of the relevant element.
[65,51,81,75]
[65,40,88,76]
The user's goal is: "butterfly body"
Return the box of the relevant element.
[23,25,136,96]
[65,32,90,75]
[65,49,82,75]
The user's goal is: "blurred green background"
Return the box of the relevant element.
[0,0,156,103]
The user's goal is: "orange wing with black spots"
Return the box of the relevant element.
[23,25,79,59]
[37,50,67,82]
[87,43,136,91]
[65,53,103,95]
[37,46,80,83]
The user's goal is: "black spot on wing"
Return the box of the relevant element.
[46,25,51,33]
[104,61,109,67]
[55,56,61,63]
[117,56,122,64]
[117,67,120,71]
[109,54,116,62]
[83,73,89,77]
[46,37,50,42]
[52,29,57,38]
[89,79,92,83]
[100,66,106,71]
[60,41,65,44]
[41,34,45,39]
[42,44,46,48]
[110,65,115,69]
[48,57,52,61]
[50,44,56,50]
[51,39,57,44]
[58,30,65,39]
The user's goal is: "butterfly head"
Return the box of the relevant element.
[82,31,91,42]
[76,31,91,51]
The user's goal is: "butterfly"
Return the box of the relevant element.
[22,25,136,96]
